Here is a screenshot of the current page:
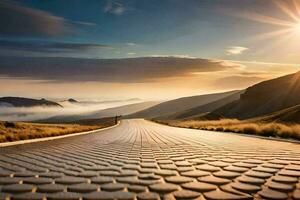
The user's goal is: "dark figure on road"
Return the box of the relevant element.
[115,115,121,124]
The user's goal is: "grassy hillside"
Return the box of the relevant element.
[127,90,240,119]
[202,71,300,120]
[250,104,300,123]
[163,90,244,120]
[155,119,300,140]
[0,117,116,143]
[155,102,300,141]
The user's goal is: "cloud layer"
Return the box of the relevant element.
[0,56,239,83]
[226,46,248,55]
[0,40,113,53]
[0,1,66,36]
[104,0,126,15]
[0,98,143,121]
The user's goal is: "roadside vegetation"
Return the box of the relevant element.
[154,119,300,140]
[0,117,117,143]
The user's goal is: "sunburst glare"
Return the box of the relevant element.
[237,0,300,41]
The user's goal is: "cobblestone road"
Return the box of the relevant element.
[0,119,300,200]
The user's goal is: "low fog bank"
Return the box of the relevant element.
[0,99,144,122]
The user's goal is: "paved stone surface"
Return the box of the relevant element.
[0,119,299,199]
[10,192,44,200]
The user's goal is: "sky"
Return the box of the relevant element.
[0,0,300,101]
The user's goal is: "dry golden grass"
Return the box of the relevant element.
[155,119,300,140]
[0,121,104,143]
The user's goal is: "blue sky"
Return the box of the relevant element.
[0,0,283,59]
[0,0,300,100]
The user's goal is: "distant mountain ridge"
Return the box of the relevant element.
[37,101,160,123]
[127,90,241,119]
[67,98,78,103]
[163,90,244,120]
[0,97,62,107]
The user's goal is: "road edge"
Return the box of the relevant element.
[0,121,121,148]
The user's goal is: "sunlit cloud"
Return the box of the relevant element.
[226,46,248,55]
[127,52,136,55]
[149,54,197,59]
[126,43,138,46]
[223,59,300,67]
[70,20,97,27]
